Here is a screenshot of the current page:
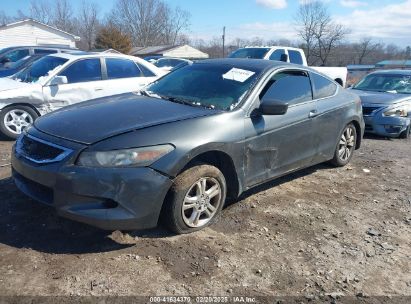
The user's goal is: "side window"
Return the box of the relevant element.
[136,63,156,77]
[311,72,337,99]
[34,49,58,54]
[106,58,142,79]
[288,50,304,65]
[269,49,285,61]
[260,71,313,106]
[2,49,30,63]
[59,59,102,83]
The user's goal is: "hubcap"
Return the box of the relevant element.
[182,177,222,228]
[3,109,33,135]
[338,126,355,161]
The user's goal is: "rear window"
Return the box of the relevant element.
[137,63,156,77]
[311,72,337,99]
[288,50,304,65]
[59,59,102,83]
[106,58,142,79]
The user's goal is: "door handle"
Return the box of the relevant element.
[94,87,103,91]
[309,110,318,118]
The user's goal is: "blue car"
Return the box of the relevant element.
[351,70,411,138]
[0,54,45,78]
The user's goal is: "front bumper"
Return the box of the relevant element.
[11,137,173,230]
[363,114,410,138]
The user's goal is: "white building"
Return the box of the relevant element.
[0,19,80,49]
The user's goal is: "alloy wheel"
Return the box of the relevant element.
[3,109,34,135]
[182,177,222,228]
[338,126,355,161]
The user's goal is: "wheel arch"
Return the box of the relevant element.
[178,150,241,200]
[0,103,41,117]
[350,119,362,149]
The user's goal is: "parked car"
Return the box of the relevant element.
[153,57,192,72]
[12,59,364,233]
[351,70,411,138]
[144,55,163,63]
[0,54,46,78]
[0,46,76,68]
[0,52,163,139]
[229,46,348,87]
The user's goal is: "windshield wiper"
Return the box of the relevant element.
[161,95,197,107]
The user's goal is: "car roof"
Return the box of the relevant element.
[49,52,145,61]
[195,58,295,73]
[369,69,411,76]
[0,46,76,51]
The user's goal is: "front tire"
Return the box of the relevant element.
[330,123,357,167]
[162,164,227,234]
[0,106,38,140]
[399,125,410,139]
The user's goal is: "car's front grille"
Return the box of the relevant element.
[362,106,381,116]
[16,134,72,164]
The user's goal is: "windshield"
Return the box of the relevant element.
[229,48,270,59]
[145,63,261,110]
[353,73,411,94]
[12,56,68,83]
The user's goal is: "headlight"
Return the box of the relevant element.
[77,144,174,167]
[383,107,408,117]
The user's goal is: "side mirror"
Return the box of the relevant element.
[280,53,288,62]
[50,75,68,85]
[260,98,289,115]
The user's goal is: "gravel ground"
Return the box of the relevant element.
[0,136,410,302]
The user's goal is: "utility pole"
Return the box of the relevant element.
[222,26,226,58]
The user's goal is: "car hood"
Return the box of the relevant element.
[350,89,410,106]
[34,93,220,145]
[0,77,33,92]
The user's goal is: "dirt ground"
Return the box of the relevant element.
[0,135,410,302]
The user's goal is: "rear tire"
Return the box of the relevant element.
[330,123,357,167]
[162,164,226,234]
[0,106,38,140]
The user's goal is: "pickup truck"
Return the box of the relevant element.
[229,46,348,87]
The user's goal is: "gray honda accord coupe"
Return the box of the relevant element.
[11,59,364,234]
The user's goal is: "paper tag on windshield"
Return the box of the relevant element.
[222,68,255,82]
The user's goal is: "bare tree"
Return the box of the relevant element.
[29,0,74,32]
[353,37,380,64]
[77,1,100,50]
[295,0,349,65]
[162,6,190,45]
[109,0,190,47]
[53,0,74,32]
[0,10,12,25]
[30,0,53,24]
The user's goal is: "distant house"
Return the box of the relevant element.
[0,19,80,49]
[129,44,209,59]
[375,60,411,69]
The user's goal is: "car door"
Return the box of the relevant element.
[102,58,155,95]
[243,69,318,187]
[43,58,105,110]
[309,71,344,163]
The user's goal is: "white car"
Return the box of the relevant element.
[153,57,192,72]
[0,52,163,139]
[229,46,348,87]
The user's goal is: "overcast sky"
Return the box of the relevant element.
[3,0,411,47]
